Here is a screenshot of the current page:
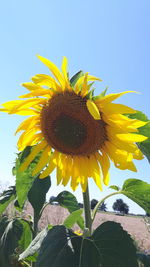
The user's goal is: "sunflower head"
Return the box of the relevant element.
[0,56,147,192]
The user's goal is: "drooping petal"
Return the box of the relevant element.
[39,152,56,178]
[96,151,110,186]
[86,100,101,120]
[89,155,103,190]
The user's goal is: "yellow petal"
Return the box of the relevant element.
[96,151,110,186]
[86,100,101,120]
[39,153,56,178]
[37,55,65,89]
[56,167,62,185]
[102,103,136,114]
[116,133,148,143]
[80,177,88,192]
[133,149,144,160]
[19,140,47,172]
[8,99,45,114]
[89,155,102,191]
[32,74,62,92]
[17,127,41,151]
[32,146,51,176]
[62,56,68,81]
[74,74,102,93]
[19,89,52,99]
[15,116,39,134]
[80,73,88,97]
[22,82,42,91]
[62,156,72,186]
[95,91,137,105]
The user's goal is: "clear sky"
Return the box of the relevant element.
[0,0,150,214]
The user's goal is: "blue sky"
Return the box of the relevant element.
[0,0,150,214]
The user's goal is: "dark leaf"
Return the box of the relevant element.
[92,221,138,267]
[28,176,51,216]
[0,219,23,267]
[35,225,75,267]
[19,227,49,261]
[0,186,16,215]
[0,216,9,239]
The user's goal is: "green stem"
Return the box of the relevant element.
[33,213,39,239]
[82,184,92,235]
[92,191,121,222]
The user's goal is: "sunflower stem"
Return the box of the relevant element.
[82,184,92,236]
[91,191,121,222]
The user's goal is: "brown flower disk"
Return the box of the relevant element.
[41,91,107,155]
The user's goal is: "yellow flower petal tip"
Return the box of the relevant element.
[86,100,101,120]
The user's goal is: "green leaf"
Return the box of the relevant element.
[54,191,79,213]
[109,185,120,191]
[0,219,23,267]
[19,227,49,261]
[70,70,84,87]
[18,219,32,250]
[92,86,108,101]
[127,110,150,162]
[28,176,51,216]
[0,186,16,215]
[54,191,84,230]
[63,209,83,229]
[121,179,150,213]
[36,226,76,267]
[15,147,41,208]
[92,221,138,267]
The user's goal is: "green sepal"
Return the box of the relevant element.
[109,185,120,191]
[70,70,84,87]
[92,86,108,101]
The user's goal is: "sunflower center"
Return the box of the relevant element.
[53,114,87,149]
[41,91,107,155]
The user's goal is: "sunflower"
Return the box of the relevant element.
[0,56,147,192]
